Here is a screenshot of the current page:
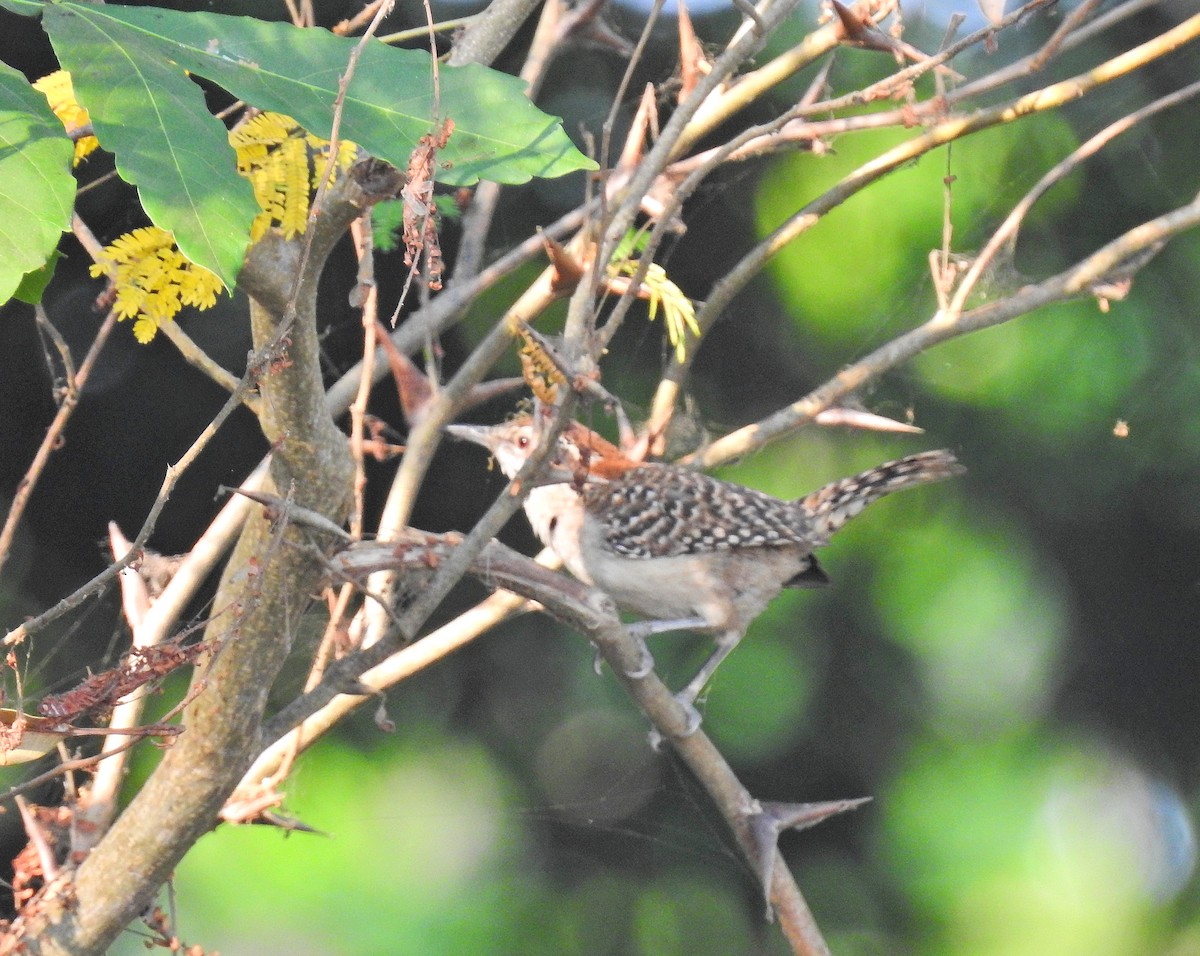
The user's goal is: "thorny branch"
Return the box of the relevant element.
[6,3,1200,955]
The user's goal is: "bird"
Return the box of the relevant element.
[448,414,963,722]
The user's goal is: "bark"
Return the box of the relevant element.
[20,177,368,956]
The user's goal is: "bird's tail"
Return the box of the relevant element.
[798,450,964,543]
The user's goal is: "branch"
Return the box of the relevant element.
[679,11,1200,414]
[18,173,368,956]
[321,535,836,955]
[447,0,543,67]
[692,190,1200,468]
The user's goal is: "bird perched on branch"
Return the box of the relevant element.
[449,414,962,727]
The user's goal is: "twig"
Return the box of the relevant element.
[322,536,834,955]
[71,524,172,851]
[156,321,261,413]
[1028,0,1103,72]
[0,308,115,575]
[350,251,571,650]
[684,10,1200,405]
[588,0,805,352]
[948,78,1200,317]
[348,215,379,539]
[949,0,1169,103]
[324,200,592,413]
[246,572,540,785]
[690,190,1200,469]
[1,333,275,648]
[377,16,476,45]
[332,0,389,36]
[308,0,394,224]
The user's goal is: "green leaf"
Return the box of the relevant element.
[57,3,595,187]
[370,199,404,253]
[0,0,43,15]
[44,3,259,288]
[0,61,74,306]
[13,250,62,303]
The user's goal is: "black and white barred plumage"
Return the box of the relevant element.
[584,451,964,559]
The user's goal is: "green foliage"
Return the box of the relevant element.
[57,3,594,184]
[0,0,595,293]
[871,509,1065,733]
[704,618,815,762]
[11,250,60,303]
[0,60,73,304]
[880,735,1164,956]
[370,198,405,253]
[45,3,260,289]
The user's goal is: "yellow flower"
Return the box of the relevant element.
[90,227,224,342]
[229,112,358,240]
[32,70,100,166]
[607,230,700,363]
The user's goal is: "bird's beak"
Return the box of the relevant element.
[445,423,497,452]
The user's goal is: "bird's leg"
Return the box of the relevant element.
[623,616,709,679]
[675,628,743,716]
[593,616,710,678]
[624,616,711,640]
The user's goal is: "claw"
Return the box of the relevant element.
[592,632,655,678]
[644,692,703,750]
[672,691,704,736]
[623,631,655,679]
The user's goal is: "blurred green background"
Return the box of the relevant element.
[2,2,1199,954]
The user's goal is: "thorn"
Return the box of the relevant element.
[760,796,872,831]
[677,1,708,103]
[799,53,836,110]
[829,0,872,45]
[618,85,657,170]
[254,811,326,835]
[577,17,635,57]
[814,407,925,434]
[540,231,586,295]
[109,521,150,625]
[748,797,872,904]
[554,0,632,56]
[375,322,434,427]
